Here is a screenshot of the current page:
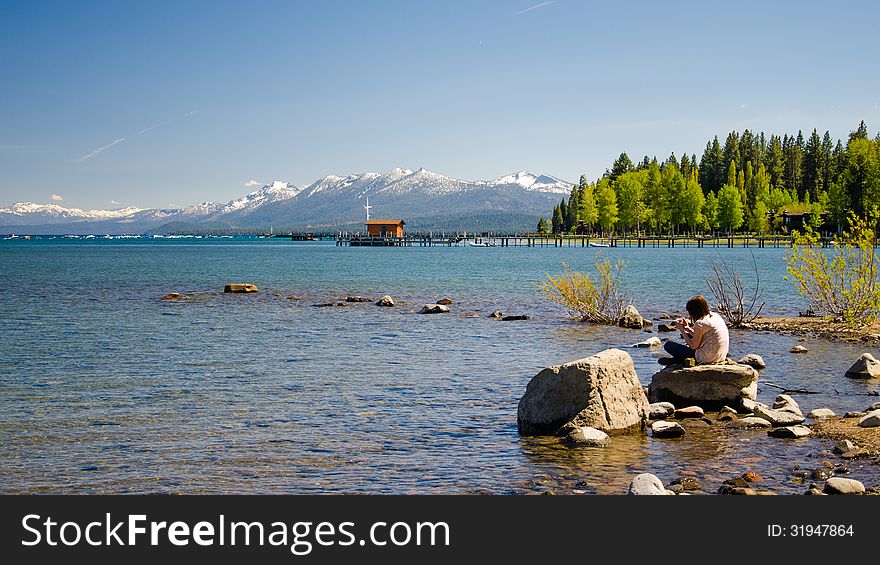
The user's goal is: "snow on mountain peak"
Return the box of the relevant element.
[492,171,571,194]
[0,202,145,219]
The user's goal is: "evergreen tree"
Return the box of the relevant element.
[558,198,568,230]
[699,137,723,194]
[643,160,664,232]
[783,130,805,198]
[610,152,634,180]
[821,131,836,190]
[595,178,618,234]
[803,128,822,201]
[566,186,580,232]
[537,217,548,234]
[717,183,744,234]
[551,204,563,234]
[849,120,869,142]
[765,134,786,189]
[722,131,741,174]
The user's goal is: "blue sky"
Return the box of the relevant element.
[1,0,878,209]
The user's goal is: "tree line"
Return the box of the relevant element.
[539,120,880,236]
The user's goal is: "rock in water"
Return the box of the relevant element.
[674,406,704,419]
[489,310,504,319]
[648,402,675,419]
[823,477,865,495]
[563,427,610,447]
[752,405,806,426]
[737,353,766,370]
[651,421,685,438]
[436,298,454,305]
[808,408,836,419]
[376,295,395,307]
[858,410,880,428]
[729,417,772,429]
[502,315,530,321]
[627,473,670,495]
[647,364,758,410]
[224,283,259,293]
[790,345,808,353]
[767,425,812,438]
[345,295,372,303]
[657,322,676,332]
[772,394,803,416]
[632,337,661,348]
[834,439,857,454]
[162,292,182,300]
[419,304,450,314]
[517,349,649,435]
[618,305,644,329]
[845,353,880,379]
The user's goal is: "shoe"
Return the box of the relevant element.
[658,357,677,365]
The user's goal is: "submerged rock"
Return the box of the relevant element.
[737,353,766,370]
[657,322,676,332]
[618,305,645,329]
[436,298,454,305]
[729,417,772,429]
[502,315,530,321]
[224,283,258,293]
[648,363,758,410]
[845,353,880,379]
[834,439,857,454]
[767,425,812,438]
[627,473,670,495]
[161,292,182,300]
[562,426,610,447]
[376,295,395,307]
[419,304,450,314]
[345,295,372,303]
[517,348,649,435]
[844,411,868,418]
[790,345,808,353]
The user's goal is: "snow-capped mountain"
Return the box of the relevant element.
[0,169,573,233]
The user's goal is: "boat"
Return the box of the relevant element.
[468,241,496,247]
[588,241,611,248]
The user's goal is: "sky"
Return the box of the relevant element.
[1,0,878,210]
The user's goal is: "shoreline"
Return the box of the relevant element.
[739,316,880,343]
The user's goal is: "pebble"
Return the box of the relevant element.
[648,402,675,420]
[833,439,857,454]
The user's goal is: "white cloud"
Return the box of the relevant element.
[51,194,63,201]
[110,200,122,205]
[513,1,555,16]
[244,180,261,187]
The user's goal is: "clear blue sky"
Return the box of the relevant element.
[1,0,878,209]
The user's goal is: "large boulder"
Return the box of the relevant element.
[517,349,649,435]
[845,353,880,379]
[647,363,758,410]
[618,305,645,329]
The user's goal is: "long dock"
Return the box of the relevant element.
[334,234,850,248]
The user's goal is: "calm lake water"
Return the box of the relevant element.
[1,239,878,494]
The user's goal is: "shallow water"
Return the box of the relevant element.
[1,239,878,494]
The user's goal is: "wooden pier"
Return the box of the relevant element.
[334,234,849,248]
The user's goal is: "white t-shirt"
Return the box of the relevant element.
[690,312,729,363]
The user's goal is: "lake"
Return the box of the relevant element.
[1,239,878,494]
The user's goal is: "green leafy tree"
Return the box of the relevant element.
[702,191,719,231]
[661,162,687,231]
[750,201,769,234]
[643,160,664,232]
[717,183,744,234]
[840,137,880,220]
[614,170,647,231]
[596,178,618,235]
[579,181,598,229]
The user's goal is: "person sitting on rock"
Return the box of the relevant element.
[662,295,729,364]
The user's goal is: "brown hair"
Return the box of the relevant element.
[686,295,711,322]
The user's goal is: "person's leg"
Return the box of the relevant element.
[663,340,696,359]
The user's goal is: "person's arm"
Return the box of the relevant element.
[686,322,705,350]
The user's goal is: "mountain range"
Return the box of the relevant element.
[0,168,572,234]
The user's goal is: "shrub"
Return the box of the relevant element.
[542,258,629,324]
[786,213,880,325]
[705,252,765,327]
